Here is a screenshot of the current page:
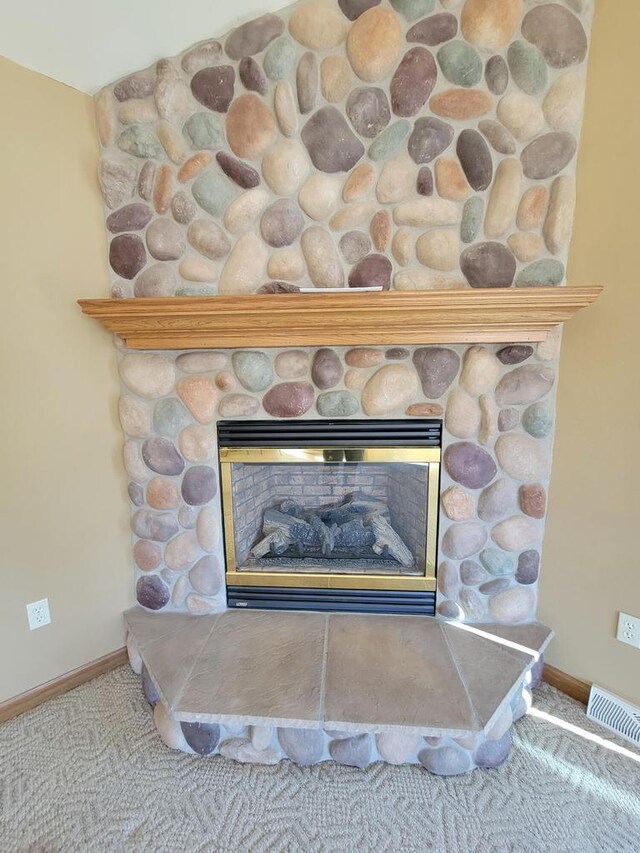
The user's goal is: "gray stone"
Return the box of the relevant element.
[516,550,540,584]
[349,254,392,290]
[516,259,565,287]
[521,4,588,68]
[438,561,460,597]
[317,391,359,417]
[260,200,304,248]
[114,73,155,101]
[138,162,155,202]
[181,41,223,74]
[263,383,315,418]
[216,152,260,189]
[132,512,179,544]
[508,40,548,95]
[461,197,484,243]
[180,722,220,755]
[117,126,162,159]
[192,172,236,217]
[522,402,553,439]
[346,87,391,138]
[107,204,153,233]
[109,234,146,279]
[278,728,325,764]
[521,132,577,180]
[239,57,268,95]
[489,586,536,622]
[391,48,437,117]
[480,548,514,577]
[497,345,533,365]
[368,120,412,161]
[478,119,516,155]
[183,112,225,150]
[302,107,364,173]
[264,37,297,80]
[496,434,548,481]
[171,192,197,225]
[146,219,185,261]
[142,438,185,476]
[136,575,169,610]
[474,730,512,768]
[444,442,497,489]
[98,158,138,209]
[442,522,487,559]
[338,0,381,21]
[386,348,409,360]
[479,577,511,594]
[407,13,458,45]
[141,665,160,703]
[225,13,285,60]
[478,478,517,522]
[153,398,190,437]
[182,466,217,506]
[154,60,191,123]
[456,130,492,191]
[460,242,516,289]
[417,166,434,196]
[340,231,371,263]
[460,559,488,586]
[496,366,555,406]
[311,348,343,390]
[189,555,221,596]
[218,394,261,417]
[407,116,454,164]
[257,282,301,294]
[419,746,471,776]
[297,52,318,114]
[190,66,235,112]
[413,347,460,397]
[389,0,435,22]
[329,734,371,768]
[485,55,509,95]
[128,482,144,506]
[232,351,273,392]
[437,600,464,619]
[498,408,520,432]
[187,219,230,260]
[437,41,482,87]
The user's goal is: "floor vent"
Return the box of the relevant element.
[586,685,640,747]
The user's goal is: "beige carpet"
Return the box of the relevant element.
[1,667,639,853]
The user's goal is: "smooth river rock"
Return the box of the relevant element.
[543,175,576,255]
[232,351,273,392]
[438,41,482,88]
[321,55,352,102]
[508,39,547,95]
[456,129,492,191]
[311,348,343,389]
[238,57,268,95]
[278,728,325,765]
[182,466,217,505]
[489,587,536,624]
[264,37,297,81]
[218,233,268,294]
[361,365,418,415]
[137,576,170,611]
[484,159,522,238]
[416,229,458,271]
[495,365,555,406]
[187,220,230,260]
[317,391,359,417]
[461,0,522,50]
[120,354,175,399]
[478,119,515,155]
[543,70,585,131]
[349,254,392,289]
[441,485,475,521]
[521,3,588,68]
[192,172,236,218]
[297,52,319,113]
[347,6,403,82]
[109,234,146,279]
[496,434,548,481]
[301,227,344,287]
[215,152,260,190]
[260,200,305,248]
[391,48,438,116]
[226,94,278,159]
[413,347,459,397]
[289,0,350,50]
[225,13,284,59]
[302,107,365,173]
[478,477,517,522]
[485,55,509,95]
[262,139,309,196]
[491,515,538,551]
[520,483,546,519]
[442,522,487,560]
[445,388,480,438]
[521,132,577,180]
[142,438,185,476]
[262,382,315,417]
[190,66,235,113]
[407,116,454,164]
[346,87,390,138]
[522,402,553,439]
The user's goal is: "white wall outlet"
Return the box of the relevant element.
[26,598,51,630]
[616,612,640,649]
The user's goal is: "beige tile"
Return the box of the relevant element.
[442,622,533,728]
[124,608,199,649]
[176,610,327,722]
[324,613,479,731]
[471,622,553,656]
[142,615,219,707]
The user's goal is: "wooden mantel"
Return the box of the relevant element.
[78,286,602,349]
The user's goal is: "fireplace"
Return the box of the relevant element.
[219,419,441,615]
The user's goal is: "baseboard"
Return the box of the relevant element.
[0,647,127,724]
[543,663,591,705]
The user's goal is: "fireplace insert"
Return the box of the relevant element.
[218,419,441,615]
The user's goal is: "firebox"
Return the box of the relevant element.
[218,420,441,615]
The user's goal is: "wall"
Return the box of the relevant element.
[540,0,640,706]
[0,56,131,703]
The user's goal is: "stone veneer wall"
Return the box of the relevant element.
[120,341,559,624]
[95,0,593,297]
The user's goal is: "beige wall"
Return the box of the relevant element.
[540,1,640,705]
[0,56,131,703]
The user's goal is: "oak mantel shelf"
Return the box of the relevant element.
[78,286,602,349]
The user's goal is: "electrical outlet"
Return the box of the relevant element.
[26,598,51,630]
[616,612,640,649]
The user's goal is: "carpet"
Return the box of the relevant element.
[1,666,639,852]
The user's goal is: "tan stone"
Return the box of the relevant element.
[345,348,384,367]
[226,94,278,159]
[394,270,463,290]
[119,396,151,438]
[517,186,548,231]
[461,0,523,50]
[406,402,444,417]
[543,70,585,131]
[460,346,501,396]
[393,198,460,228]
[95,88,117,146]
[178,425,216,462]
[435,157,468,201]
[479,394,498,446]
[268,250,306,281]
[289,0,349,50]
[178,257,217,282]
[177,152,213,183]
[156,120,188,164]
[376,156,415,205]
[345,369,366,390]
[507,233,544,263]
[147,477,180,509]
[177,376,218,423]
[430,89,493,120]
[441,485,475,521]
[484,159,522,238]
[262,139,309,197]
[328,202,377,232]
[120,354,175,399]
[223,188,270,234]
[321,55,352,102]
[123,441,147,482]
[392,229,414,267]
[298,174,342,220]
[215,371,235,391]
[218,232,268,293]
[416,229,458,271]
[347,6,402,83]
[218,394,260,417]
[186,593,219,615]
[496,433,548,481]
[445,388,481,439]
[197,507,218,552]
[274,81,298,137]
[343,163,377,202]
[543,176,576,255]
[370,210,392,252]
[491,516,538,551]
[301,226,344,288]
[275,350,310,378]
[178,352,228,372]
[361,364,419,415]
[117,99,157,125]
[153,164,173,215]
[497,93,545,142]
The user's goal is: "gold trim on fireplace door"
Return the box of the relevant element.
[219,447,440,593]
